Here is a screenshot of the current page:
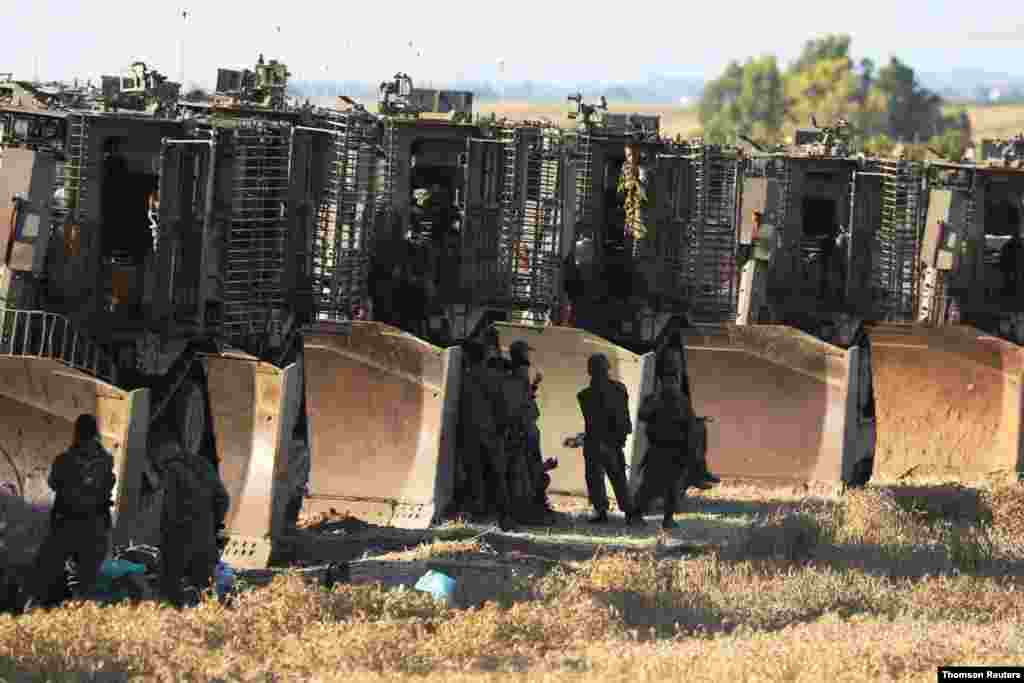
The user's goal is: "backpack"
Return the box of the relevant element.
[61,444,115,515]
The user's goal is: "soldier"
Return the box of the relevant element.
[632,371,699,530]
[577,354,643,525]
[28,414,116,607]
[463,338,517,530]
[656,327,719,487]
[507,340,554,521]
[156,439,230,608]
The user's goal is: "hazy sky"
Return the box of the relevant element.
[4,0,1023,87]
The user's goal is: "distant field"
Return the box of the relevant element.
[316,96,1024,143]
[476,101,1024,143]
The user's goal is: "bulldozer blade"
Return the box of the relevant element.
[0,356,150,564]
[868,323,1024,481]
[204,351,303,569]
[301,321,462,528]
[493,323,656,498]
[666,325,872,486]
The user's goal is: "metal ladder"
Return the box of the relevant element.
[311,111,377,321]
[876,160,923,321]
[573,132,594,232]
[57,112,91,228]
[689,147,740,322]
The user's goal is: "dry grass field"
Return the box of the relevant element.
[3,477,1024,682]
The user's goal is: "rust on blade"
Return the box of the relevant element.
[868,323,1024,480]
[301,321,461,529]
[0,356,150,558]
[681,325,853,483]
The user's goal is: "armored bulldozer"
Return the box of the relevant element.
[732,134,881,486]
[736,123,1024,483]
[297,76,572,527]
[531,101,875,494]
[863,150,1024,481]
[0,57,326,570]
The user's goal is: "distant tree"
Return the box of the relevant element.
[699,56,785,144]
[784,55,887,134]
[789,34,852,74]
[872,57,964,143]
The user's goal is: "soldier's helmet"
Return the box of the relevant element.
[509,340,534,366]
[72,414,99,446]
[587,353,610,377]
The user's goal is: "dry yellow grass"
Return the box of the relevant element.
[474,100,1024,144]
[4,482,1024,681]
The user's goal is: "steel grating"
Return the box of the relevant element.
[686,145,741,322]
[221,121,292,341]
[874,160,924,321]
[310,110,381,321]
[464,125,564,318]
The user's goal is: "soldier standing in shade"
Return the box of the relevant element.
[577,354,643,525]
[632,371,699,530]
[156,439,230,608]
[507,340,555,522]
[655,326,719,488]
[463,339,517,531]
[28,414,116,607]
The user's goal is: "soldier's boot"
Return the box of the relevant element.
[625,510,647,527]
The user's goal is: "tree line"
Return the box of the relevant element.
[698,34,973,160]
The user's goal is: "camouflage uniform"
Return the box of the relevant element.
[617,145,649,257]
[655,332,718,488]
[29,415,116,607]
[462,341,516,530]
[157,443,230,607]
[632,378,697,529]
[507,340,552,519]
[577,354,641,524]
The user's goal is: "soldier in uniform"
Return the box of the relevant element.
[156,439,230,608]
[632,371,699,530]
[577,354,643,525]
[656,327,718,488]
[617,144,649,258]
[507,340,554,521]
[28,414,116,607]
[463,339,517,530]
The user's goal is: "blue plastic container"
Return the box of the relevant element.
[414,570,456,605]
